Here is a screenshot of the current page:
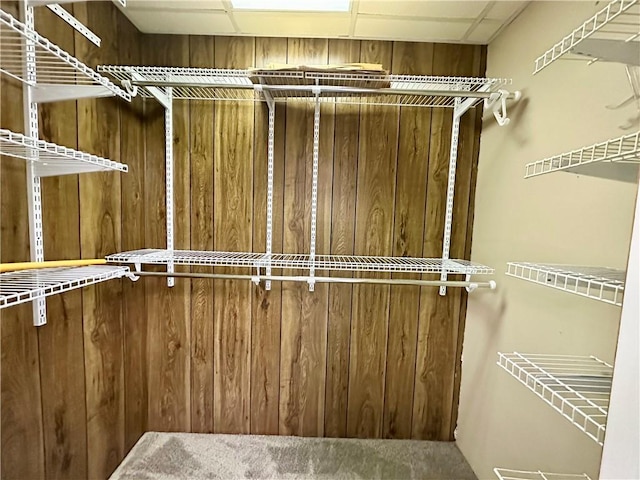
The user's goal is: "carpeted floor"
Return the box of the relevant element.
[110,432,478,480]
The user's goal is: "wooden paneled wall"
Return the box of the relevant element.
[0,2,486,478]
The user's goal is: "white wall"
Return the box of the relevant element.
[457,2,639,479]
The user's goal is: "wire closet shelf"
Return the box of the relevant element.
[534,0,640,73]
[0,128,128,176]
[97,65,511,108]
[498,352,612,445]
[506,262,625,306]
[0,265,131,310]
[525,131,640,181]
[494,469,592,480]
[0,8,130,101]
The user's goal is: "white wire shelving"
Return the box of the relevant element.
[0,8,130,102]
[0,265,131,310]
[498,353,613,445]
[0,128,128,176]
[506,262,625,306]
[525,131,640,182]
[534,0,640,73]
[494,469,591,480]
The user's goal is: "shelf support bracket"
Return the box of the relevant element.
[264,90,275,291]
[440,97,462,296]
[46,4,101,47]
[165,87,175,287]
[309,93,321,292]
[21,2,46,326]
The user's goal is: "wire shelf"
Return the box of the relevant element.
[0,8,130,101]
[498,352,612,445]
[494,468,592,480]
[534,0,640,73]
[106,249,494,275]
[525,131,640,181]
[0,265,130,310]
[0,128,128,176]
[506,262,625,306]
[98,65,510,108]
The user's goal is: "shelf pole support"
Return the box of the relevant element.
[440,97,463,296]
[165,87,174,287]
[264,91,275,291]
[309,92,321,292]
[21,2,46,326]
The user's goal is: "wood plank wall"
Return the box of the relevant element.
[0,2,486,478]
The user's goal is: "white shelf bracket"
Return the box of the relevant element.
[308,93,321,292]
[265,92,275,291]
[46,4,100,47]
[165,87,174,287]
[483,89,521,127]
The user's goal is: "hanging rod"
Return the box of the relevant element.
[134,270,496,291]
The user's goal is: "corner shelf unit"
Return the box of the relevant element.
[534,0,640,73]
[0,265,131,310]
[498,353,613,445]
[524,131,640,183]
[494,469,591,480]
[506,262,625,306]
[0,129,128,176]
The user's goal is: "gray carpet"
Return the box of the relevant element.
[110,432,478,480]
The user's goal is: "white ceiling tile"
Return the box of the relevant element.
[127,0,227,11]
[354,16,472,42]
[357,0,489,19]
[485,1,527,20]
[466,19,501,43]
[125,10,235,35]
[234,12,351,37]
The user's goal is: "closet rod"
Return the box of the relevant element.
[134,270,497,289]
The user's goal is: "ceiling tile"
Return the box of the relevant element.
[354,16,472,42]
[357,0,489,19]
[466,19,502,43]
[234,12,351,37]
[125,10,235,35]
[485,1,527,20]
[127,0,227,11]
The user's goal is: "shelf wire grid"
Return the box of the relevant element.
[106,249,494,275]
[525,131,640,178]
[98,65,510,108]
[498,352,612,445]
[0,265,130,309]
[0,128,128,176]
[534,0,640,73]
[506,262,625,306]
[0,8,130,101]
[494,469,591,480]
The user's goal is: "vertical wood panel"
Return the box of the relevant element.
[189,35,215,434]
[279,38,329,437]
[143,34,191,433]
[324,39,360,438]
[251,37,286,435]
[383,42,434,440]
[213,36,254,434]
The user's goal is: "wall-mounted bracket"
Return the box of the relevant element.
[485,89,521,126]
[46,4,101,47]
[308,93,321,292]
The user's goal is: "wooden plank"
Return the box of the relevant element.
[118,10,147,451]
[324,38,360,438]
[213,36,254,434]
[383,42,434,440]
[347,40,397,439]
[143,34,191,433]
[279,38,329,437]
[251,37,286,435]
[35,6,88,478]
[74,4,125,477]
[412,43,482,441]
[0,2,45,478]
[189,35,215,434]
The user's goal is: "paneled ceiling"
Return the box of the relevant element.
[120,0,530,44]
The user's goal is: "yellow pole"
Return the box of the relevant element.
[0,259,107,273]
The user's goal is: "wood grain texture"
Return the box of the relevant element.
[324,39,360,438]
[347,40,397,439]
[213,37,254,434]
[143,34,192,433]
[383,42,434,440]
[279,38,329,437]
[251,37,286,435]
[189,35,215,434]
